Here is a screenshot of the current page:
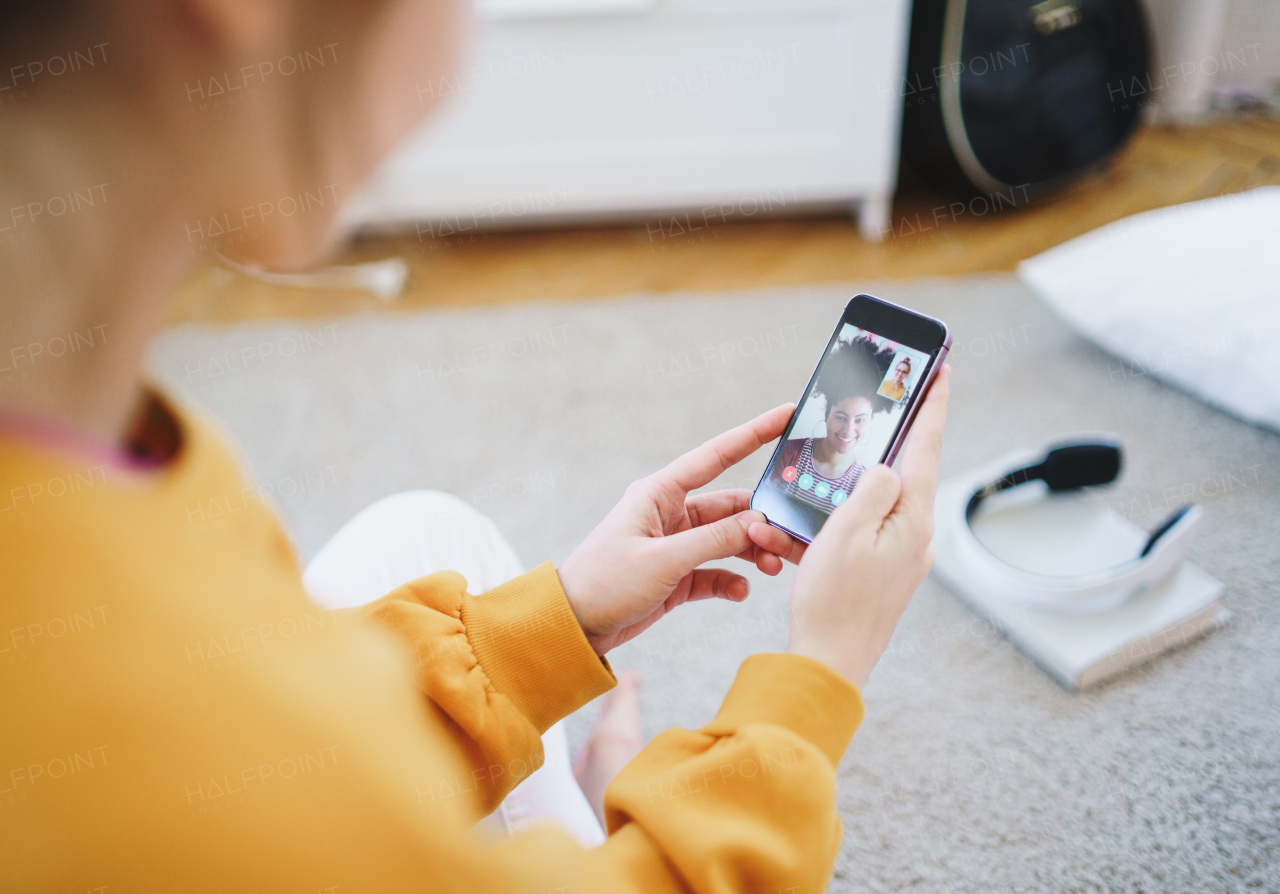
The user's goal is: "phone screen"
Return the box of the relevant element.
[752,295,949,542]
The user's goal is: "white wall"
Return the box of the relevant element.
[1138,0,1280,120]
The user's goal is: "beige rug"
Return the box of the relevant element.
[151,275,1280,892]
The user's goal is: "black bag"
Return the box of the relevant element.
[900,0,1151,199]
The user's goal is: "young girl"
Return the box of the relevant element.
[0,2,950,890]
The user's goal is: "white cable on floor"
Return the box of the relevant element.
[213,250,409,301]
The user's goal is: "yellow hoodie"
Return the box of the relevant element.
[0,394,864,892]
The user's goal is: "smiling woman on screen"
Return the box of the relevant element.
[771,336,897,510]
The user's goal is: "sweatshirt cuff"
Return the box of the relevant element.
[703,653,864,767]
[461,561,616,733]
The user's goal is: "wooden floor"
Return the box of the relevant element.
[167,117,1280,325]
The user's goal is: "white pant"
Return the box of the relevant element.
[302,490,606,847]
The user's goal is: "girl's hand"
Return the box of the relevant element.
[557,405,803,656]
[783,365,951,687]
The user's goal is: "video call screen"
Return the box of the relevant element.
[764,324,931,516]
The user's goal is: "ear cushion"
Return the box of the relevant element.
[1040,442,1121,490]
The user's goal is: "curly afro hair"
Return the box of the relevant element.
[813,334,897,416]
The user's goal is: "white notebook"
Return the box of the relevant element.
[931,481,1225,690]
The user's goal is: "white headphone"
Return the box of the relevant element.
[944,438,1203,614]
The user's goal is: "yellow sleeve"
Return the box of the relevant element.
[356,560,617,814]
[449,653,863,894]
[581,653,863,892]
[348,558,860,891]
[303,648,861,894]
[350,560,863,894]
[373,647,863,894]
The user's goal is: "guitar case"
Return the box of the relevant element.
[900,0,1151,199]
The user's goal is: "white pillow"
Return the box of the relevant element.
[1017,187,1280,433]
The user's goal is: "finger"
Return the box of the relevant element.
[689,491,783,572]
[897,364,951,522]
[754,547,783,575]
[682,567,750,603]
[722,540,784,575]
[658,404,795,494]
[746,520,807,566]
[685,489,753,529]
[690,492,792,574]
[659,509,761,571]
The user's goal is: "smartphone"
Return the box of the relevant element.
[750,294,951,544]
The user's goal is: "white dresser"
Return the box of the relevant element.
[344,0,912,241]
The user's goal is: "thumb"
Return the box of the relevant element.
[657,510,759,572]
[827,465,901,534]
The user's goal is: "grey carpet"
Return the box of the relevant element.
[150,274,1279,893]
